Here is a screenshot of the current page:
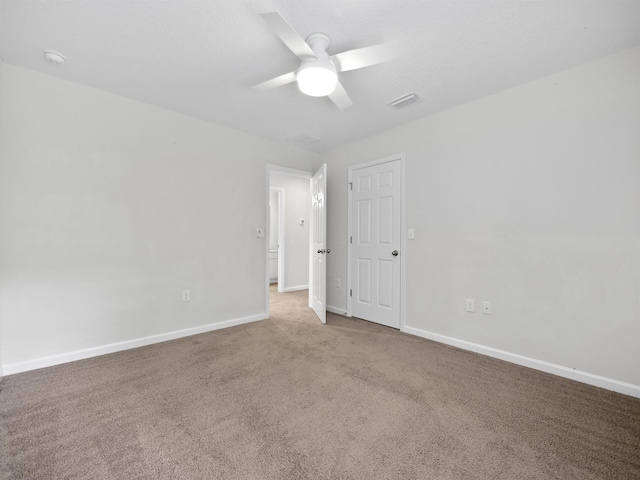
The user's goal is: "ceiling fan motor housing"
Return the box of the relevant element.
[296,33,338,97]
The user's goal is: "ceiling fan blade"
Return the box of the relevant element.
[253,71,297,91]
[261,11,314,58]
[328,81,353,110]
[330,41,400,73]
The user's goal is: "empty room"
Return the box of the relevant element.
[1,1,639,478]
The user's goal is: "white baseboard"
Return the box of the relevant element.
[2,313,268,376]
[282,285,309,293]
[327,305,348,315]
[403,325,640,399]
[6,314,637,399]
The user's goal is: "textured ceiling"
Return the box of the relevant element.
[2,0,640,152]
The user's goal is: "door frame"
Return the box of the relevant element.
[347,153,406,330]
[265,164,313,317]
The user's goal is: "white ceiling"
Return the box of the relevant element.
[2,1,640,152]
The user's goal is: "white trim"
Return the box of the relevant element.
[349,154,405,171]
[402,325,640,399]
[308,172,314,310]
[267,164,313,179]
[327,305,348,315]
[282,284,309,293]
[399,156,406,331]
[347,168,352,315]
[2,313,268,376]
[265,165,272,317]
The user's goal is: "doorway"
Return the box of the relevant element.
[265,165,313,315]
[269,187,284,289]
[348,155,404,329]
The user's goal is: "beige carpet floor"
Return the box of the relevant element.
[1,287,639,479]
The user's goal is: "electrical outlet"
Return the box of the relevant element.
[256,228,264,238]
[336,278,341,288]
[466,299,475,313]
[408,228,415,240]
[483,301,491,314]
[182,290,191,302]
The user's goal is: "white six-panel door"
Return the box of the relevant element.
[349,158,402,328]
[310,164,327,324]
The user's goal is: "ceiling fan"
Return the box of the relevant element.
[253,11,399,109]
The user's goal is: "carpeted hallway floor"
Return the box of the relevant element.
[1,287,639,479]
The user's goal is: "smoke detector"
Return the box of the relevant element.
[43,50,66,64]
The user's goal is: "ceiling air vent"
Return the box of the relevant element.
[388,92,419,109]
[286,134,321,148]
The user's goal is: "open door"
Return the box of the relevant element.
[309,164,327,324]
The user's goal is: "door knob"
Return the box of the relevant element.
[326,249,331,253]
[317,249,323,254]
[392,250,399,256]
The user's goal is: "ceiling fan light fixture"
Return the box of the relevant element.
[296,58,338,97]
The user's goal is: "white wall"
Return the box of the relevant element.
[270,171,311,291]
[0,64,317,371]
[320,46,640,390]
[0,28,4,377]
[269,189,279,252]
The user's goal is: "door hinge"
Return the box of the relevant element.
[350,236,352,244]
[348,182,353,190]
[350,289,352,297]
